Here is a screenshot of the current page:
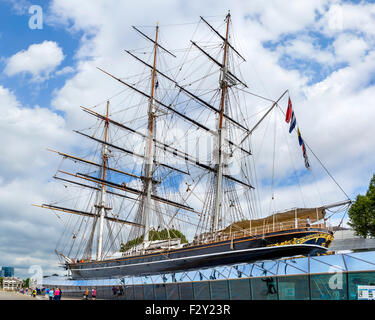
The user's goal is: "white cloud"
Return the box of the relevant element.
[55,66,75,76]
[319,2,375,37]
[333,33,369,64]
[276,37,335,65]
[4,40,64,81]
[0,86,74,177]
[0,85,77,277]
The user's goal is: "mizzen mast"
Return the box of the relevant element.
[213,12,230,234]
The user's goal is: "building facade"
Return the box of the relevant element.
[2,277,23,291]
[1,267,15,278]
[329,228,375,252]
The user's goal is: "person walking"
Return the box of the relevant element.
[49,288,54,300]
[46,288,50,299]
[112,286,117,296]
[83,288,89,300]
[92,288,97,300]
[54,288,60,300]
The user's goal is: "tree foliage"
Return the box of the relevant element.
[22,278,30,288]
[348,174,375,238]
[120,228,188,252]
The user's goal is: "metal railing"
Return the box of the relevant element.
[191,219,330,246]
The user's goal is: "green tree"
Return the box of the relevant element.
[23,278,30,288]
[120,228,188,252]
[348,174,375,238]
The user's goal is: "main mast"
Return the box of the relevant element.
[143,23,159,243]
[97,100,110,260]
[213,12,230,234]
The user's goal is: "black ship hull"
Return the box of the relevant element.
[69,228,333,279]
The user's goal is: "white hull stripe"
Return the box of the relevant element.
[73,243,326,272]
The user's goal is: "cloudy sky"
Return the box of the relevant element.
[0,0,374,279]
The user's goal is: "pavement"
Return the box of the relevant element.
[0,290,78,300]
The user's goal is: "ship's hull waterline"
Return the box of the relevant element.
[68,228,333,279]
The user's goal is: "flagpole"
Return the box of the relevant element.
[236,90,288,150]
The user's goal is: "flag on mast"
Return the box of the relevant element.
[302,142,311,170]
[289,111,296,133]
[285,97,293,123]
[297,127,303,146]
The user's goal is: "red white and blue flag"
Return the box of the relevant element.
[285,97,293,123]
[289,111,296,133]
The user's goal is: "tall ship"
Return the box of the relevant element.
[36,13,351,280]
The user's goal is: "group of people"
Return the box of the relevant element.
[45,288,63,300]
[83,288,97,300]
[112,285,124,296]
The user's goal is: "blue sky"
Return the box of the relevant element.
[0,0,80,111]
[1,0,375,279]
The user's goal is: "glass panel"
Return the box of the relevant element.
[344,253,375,272]
[278,276,309,300]
[143,284,155,300]
[251,265,268,277]
[228,266,242,279]
[165,283,180,300]
[133,277,143,285]
[134,285,144,300]
[193,282,210,300]
[228,279,251,300]
[312,254,347,271]
[142,276,152,284]
[310,274,347,300]
[211,280,229,300]
[191,271,202,281]
[309,256,345,274]
[251,277,278,300]
[198,269,211,280]
[348,272,375,300]
[238,264,251,277]
[184,271,195,282]
[215,267,230,279]
[278,257,309,276]
[179,282,194,300]
[179,272,192,282]
[259,261,278,275]
[151,275,163,283]
[154,284,166,300]
[216,268,230,280]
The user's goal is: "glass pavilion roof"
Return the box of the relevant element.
[43,251,375,287]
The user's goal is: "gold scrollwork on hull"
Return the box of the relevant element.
[267,233,334,248]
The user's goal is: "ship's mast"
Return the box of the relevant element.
[143,23,159,243]
[97,100,110,260]
[213,12,230,234]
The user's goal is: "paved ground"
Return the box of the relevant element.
[0,290,79,300]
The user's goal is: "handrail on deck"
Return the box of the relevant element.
[193,219,331,246]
